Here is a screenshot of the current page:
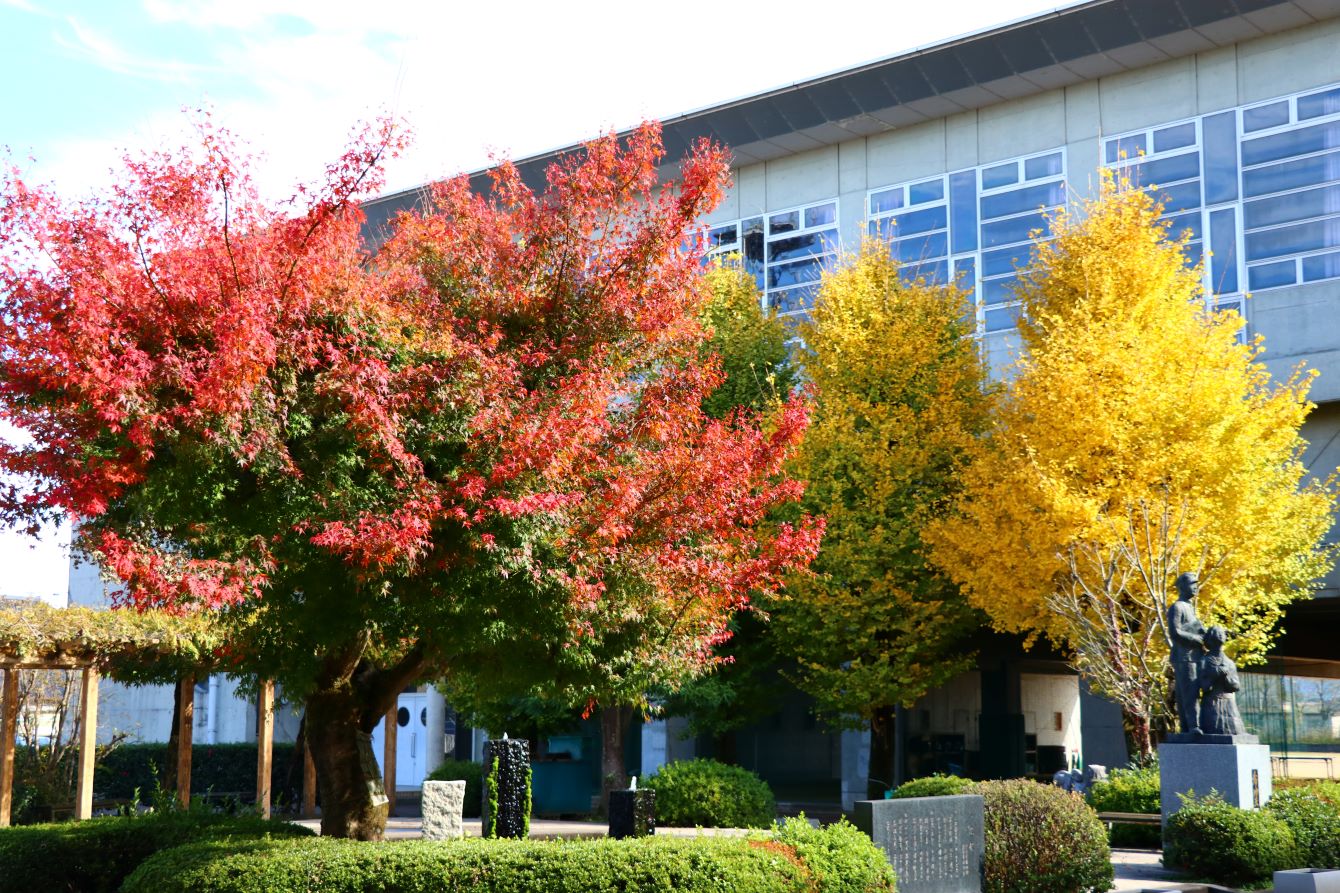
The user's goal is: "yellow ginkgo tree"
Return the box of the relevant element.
[928,173,1338,760]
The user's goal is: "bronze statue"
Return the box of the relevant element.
[1198,625,1246,736]
[1167,572,1207,734]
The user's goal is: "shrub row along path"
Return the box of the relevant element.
[296,817,1191,893]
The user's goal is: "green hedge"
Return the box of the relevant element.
[426,758,484,817]
[1267,789,1340,869]
[1084,762,1161,848]
[0,811,313,893]
[1165,794,1299,886]
[644,759,776,828]
[890,774,974,799]
[123,818,896,893]
[96,742,304,806]
[977,779,1113,893]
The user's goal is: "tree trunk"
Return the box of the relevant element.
[868,705,896,800]
[599,706,633,816]
[713,730,737,765]
[1125,710,1154,764]
[162,682,182,795]
[305,685,388,840]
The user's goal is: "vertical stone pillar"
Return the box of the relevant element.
[482,737,530,838]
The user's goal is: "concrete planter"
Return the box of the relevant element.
[422,780,466,840]
[1275,869,1340,893]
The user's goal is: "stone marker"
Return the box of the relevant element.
[853,794,984,893]
[421,779,466,840]
[482,736,531,839]
[1275,869,1340,893]
[609,776,655,839]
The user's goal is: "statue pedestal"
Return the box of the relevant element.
[1159,740,1272,826]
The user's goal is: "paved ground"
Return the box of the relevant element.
[1110,849,1194,892]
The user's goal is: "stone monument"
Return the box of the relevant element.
[1159,575,1271,825]
[421,779,466,840]
[482,736,531,839]
[608,775,656,839]
[853,794,984,893]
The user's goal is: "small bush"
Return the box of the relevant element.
[1165,794,1299,885]
[1275,779,1340,807]
[890,774,974,799]
[1267,788,1340,869]
[644,758,776,828]
[0,810,312,893]
[1085,761,1161,848]
[96,742,303,807]
[426,758,483,818]
[977,779,1113,893]
[123,824,896,893]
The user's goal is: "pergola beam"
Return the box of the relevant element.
[256,679,274,819]
[0,669,18,827]
[175,677,194,809]
[383,705,397,816]
[74,667,99,820]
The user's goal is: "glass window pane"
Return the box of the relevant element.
[743,219,765,291]
[1243,101,1290,133]
[770,284,820,315]
[980,182,1066,220]
[1242,121,1340,167]
[950,170,978,254]
[1153,122,1197,153]
[954,255,977,288]
[1147,180,1202,214]
[1182,241,1203,269]
[1245,217,1340,261]
[708,224,738,249]
[1210,208,1238,294]
[1125,152,1200,188]
[1105,133,1147,163]
[897,259,949,286]
[984,304,1022,332]
[768,210,799,234]
[891,231,948,264]
[982,276,1019,306]
[870,188,903,214]
[1244,151,1340,198]
[1244,184,1340,230]
[981,210,1047,248]
[982,162,1018,189]
[1024,153,1062,180]
[981,245,1030,277]
[767,257,825,289]
[1203,111,1239,204]
[804,203,837,228]
[1302,250,1340,282]
[909,179,944,204]
[1247,260,1296,289]
[1163,210,1203,241]
[768,230,837,264]
[880,206,948,238]
[1299,87,1340,121]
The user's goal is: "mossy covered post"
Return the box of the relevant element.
[482,737,530,839]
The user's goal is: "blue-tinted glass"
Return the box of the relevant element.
[1242,121,1340,167]
[770,284,820,315]
[1244,101,1290,132]
[891,231,948,263]
[769,210,799,233]
[882,206,948,238]
[954,256,977,287]
[1302,251,1340,282]
[768,230,837,263]
[1247,261,1296,289]
[1024,153,1062,180]
[708,224,738,249]
[1210,208,1238,294]
[982,210,1046,247]
[1125,152,1200,188]
[1153,122,1197,153]
[982,162,1018,189]
[1244,151,1340,197]
[1243,184,1340,229]
[870,188,903,214]
[950,170,978,254]
[743,218,765,291]
[1203,111,1239,204]
[768,257,825,289]
[897,259,949,285]
[1245,218,1340,260]
[982,276,1019,306]
[1163,210,1203,241]
[1299,88,1340,121]
[980,181,1066,219]
[1182,241,1203,269]
[981,245,1030,277]
[1148,180,1202,214]
[909,179,945,204]
[1214,298,1241,316]
[804,203,837,228]
[984,305,1022,332]
[1105,133,1147,163]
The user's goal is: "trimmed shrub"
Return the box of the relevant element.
[1165,794,1299,885]
[644,758,776,828]
[890,774,974,799]
[0,810,312,893]
[426,758,484,817]
[977,779,1113,893]
[122,824,896,893]
[1275,779,1340,807]
[96,742,303,806]
[1084,761,1161,848]
[1267,788,1340,869]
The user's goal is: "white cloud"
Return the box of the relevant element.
[54,15,220,83]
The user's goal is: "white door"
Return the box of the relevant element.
[370,693,429,790]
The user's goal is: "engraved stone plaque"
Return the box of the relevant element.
[853,794,984,893]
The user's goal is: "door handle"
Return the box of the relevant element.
[411,733,416,758]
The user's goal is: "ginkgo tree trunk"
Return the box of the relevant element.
[0,120,820,839]
[927,173,1338,761]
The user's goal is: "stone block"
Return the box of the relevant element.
[421,780,466,840]
[608,789,655,839]
[1158,742,1272,823]
[1275,869,1340,893]
[482,738,531,839]
[853,794,984,893]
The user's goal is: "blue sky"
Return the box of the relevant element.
[0,0,1070,600]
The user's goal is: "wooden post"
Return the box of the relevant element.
[302,736,317,819]
[0,669,18,827]
[383,705,397,816]
[175,677,195,809]
[256,679,274,819]
[75,666,99,820]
